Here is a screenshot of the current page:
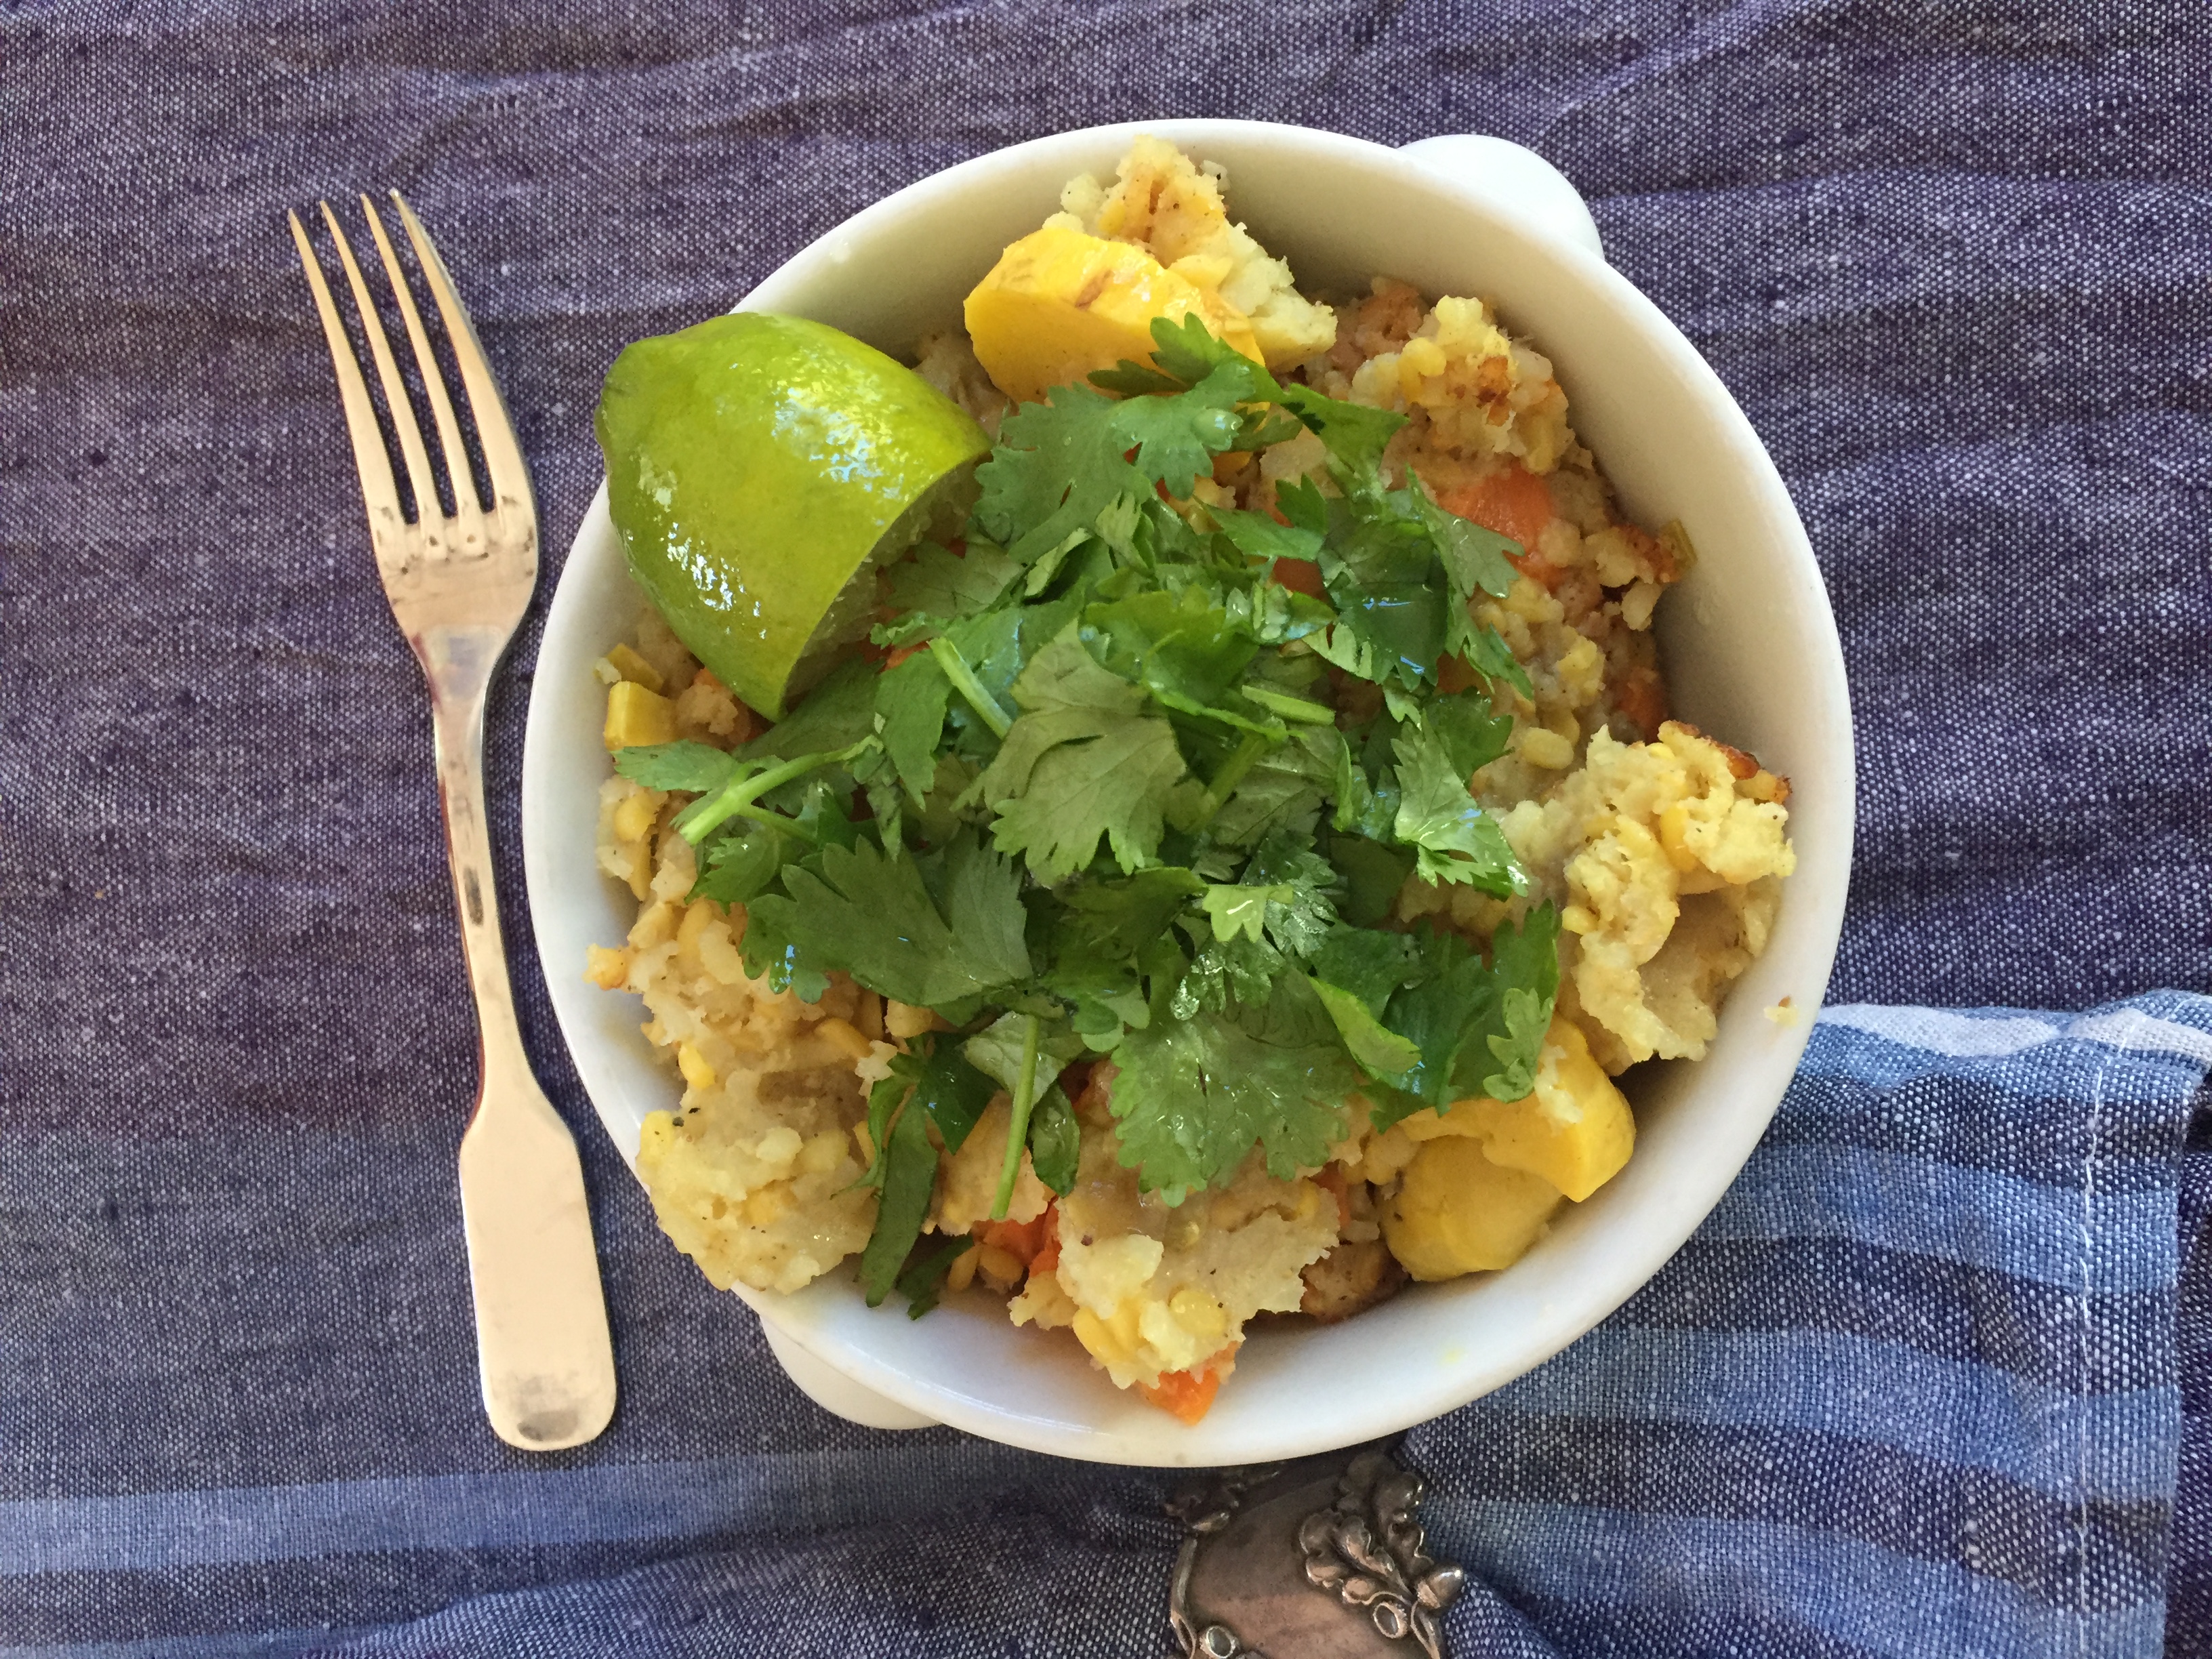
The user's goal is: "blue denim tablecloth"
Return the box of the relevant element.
[4,3,2210,1654]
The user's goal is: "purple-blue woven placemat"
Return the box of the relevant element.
[5,3,2210,1654]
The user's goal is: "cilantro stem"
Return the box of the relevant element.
[1191,731,1271,830]
[989,1012,1043,1221]
[676,741,872,843]
[729,802,819,844]
[928,638,1013,739]
[1242,685,1338,725]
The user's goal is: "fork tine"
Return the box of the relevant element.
[319,200,443,527]
[388,191,535,524]
[289,210,408,540]
[360,194,482,518]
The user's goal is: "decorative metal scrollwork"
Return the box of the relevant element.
[1168,1466,1281,1658]
[1294,1450,1465,1659]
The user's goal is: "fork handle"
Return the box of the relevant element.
[424,636,529,1069]
[424,628,618,1452]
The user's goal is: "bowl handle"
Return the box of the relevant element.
[1397,136,1604,262]
[761,1318,939,1431]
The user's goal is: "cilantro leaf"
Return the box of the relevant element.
[1307,977,1423,1082]
[1456,623,1536,699]
[1082,586,1263,724]
[1278,383,1407,478]
[1056,866,1206,957]
[613,740,734,794]
[1391,725,1523,894]
[691,821,802,905]
[980,626,1188,881]
[963,1011,1087,1094]
[1462,903,1562,1101]
[739,657,881,761]
[1212,506,1324,567]
[1208,722,1336,848]
[1364,925,1496,1126]
[876,650,953,804]
[1025,1084,1080,1194]
[742,829,1031,1011]
[977,363,1256,564]
[895,1235,974,1319]
[1173,932,1284,1017]
[857,1084,938,1307]
[1427,691,1515,779]
[1327,832,1416,926]
[1242,830,1341,958]
[1111,368,1249,499]
[905,1040,1000,1153]
[1105,977,1357,1201]
[883,539,1022,622]
[1309,925,1425,1013]
[1201,884,1284,944]
[1130,312,1267,389]
[1420,485,1521,607]
[973,383,1145,562]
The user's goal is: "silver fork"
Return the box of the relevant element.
[289,194,617,1452]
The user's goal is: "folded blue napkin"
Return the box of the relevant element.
[2,1001,2202,1657]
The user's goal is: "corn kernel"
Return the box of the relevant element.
[584,945,630,989]
[946,1245,980,1294]
[1656,802,1702,872]
[688,918,741,986]
[605,642,666,693]
[884,1000,939,1040]
[799,1130,849,1177]
[976,1244,1027,1289]
[1168,1287,1227,1345]
[745,1183,795,1227]
[1072,1308,1120,1365]
[813,1016,874,1063]
[676,899,719,969]
[1519,726,1575,770]
[611,787,661,843]
[676,1042,716,1092]
[604,680,677,750]
[629,900,678,949]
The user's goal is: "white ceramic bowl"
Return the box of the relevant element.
[520,119,1853,1467]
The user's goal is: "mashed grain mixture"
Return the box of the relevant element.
[587,137,1793,1422]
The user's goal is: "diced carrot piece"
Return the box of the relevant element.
[1616,665,1668,739]
[1270,556,1326,598]
[1141,1364,1224,1425]
[1514,552,1565,591]
[882,642,925,671]
[978,1199,1060,1272]
[1433,462,1554,551]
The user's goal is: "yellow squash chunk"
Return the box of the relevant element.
[964,224,1261,404]
[1380,1136,1563,1282]
[604,680,676,750]
[1401,1018,1635,1202]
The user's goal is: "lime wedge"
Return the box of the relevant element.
[596,313,990,719]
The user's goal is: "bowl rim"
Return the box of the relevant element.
[520,117,1856,1465]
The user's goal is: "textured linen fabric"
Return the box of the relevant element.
[3,1,2209,1655]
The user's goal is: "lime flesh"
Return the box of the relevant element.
[596,313,990,719]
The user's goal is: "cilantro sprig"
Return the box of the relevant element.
[613,314,1571,1298]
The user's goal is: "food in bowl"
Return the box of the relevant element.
[581,137,1796,1425]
